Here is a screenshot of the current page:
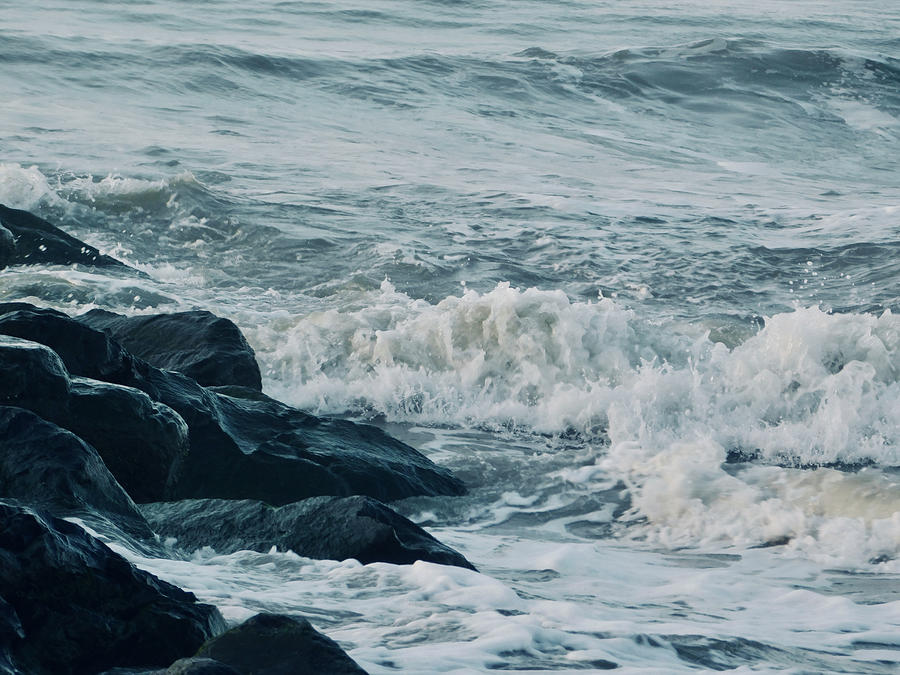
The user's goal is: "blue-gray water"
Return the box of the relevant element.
[2,1,900,672]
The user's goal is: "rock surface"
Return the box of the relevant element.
[0,304,466,505]
[162,658,241,675]
[81,309,263,391]
[0,406,154,541]
[0,595,23,675]
[142,496,475,569]
[0,501,225,675]
[180,386,466,504]
[0,333,188,503]
[0,204,130,269]
[196,613,368,675]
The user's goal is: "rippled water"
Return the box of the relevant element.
[3,0,900,672]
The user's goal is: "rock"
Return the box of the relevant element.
[0,304,466,504]
[65,379,189,503]
[196,613,368,675]
[0,226,14,270]
[0,333,188,503]
[0,595,23,675]
[81,309,263,391]
[0,305,137,383]
[0,204,130,269]
[164,658,241,675]
[177,387,466,504]
[0,406,154,541]
[0,501,225,675]
[142,496,475,569]
[98,657,240,675]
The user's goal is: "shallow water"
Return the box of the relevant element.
[3,0,900,671]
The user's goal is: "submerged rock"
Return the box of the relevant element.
[195,613,368,675]
[0,204,130,269]
[142,496,475,569]
[0,406,154,541]
[80,309,263,391]
[0,304,466,505]
[0,501,225,675]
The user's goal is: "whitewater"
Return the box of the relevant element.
[2,0,899,672]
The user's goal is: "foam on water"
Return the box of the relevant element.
[107,532,900,674]
[249,283,900,562]
[4,2,900,670]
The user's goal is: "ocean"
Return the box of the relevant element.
[2,0,899,671]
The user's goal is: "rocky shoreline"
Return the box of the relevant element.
[0,205,472,674]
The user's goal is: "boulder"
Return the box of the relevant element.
[80,309,263,391]
[0,406,154,541]
[0,305,138,383]
[196,613,368,675]
[0,305,466,505]
[177,387,466,504]
[65,379,188,503]
[0,501,225,675]
[0,204,130,269]
[142,496,475,569]
[0,334,188,503]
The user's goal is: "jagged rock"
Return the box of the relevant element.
[0,406,154,540]
[163,658,241,675]
[196,614,368,675]
[0,334,188,503]
[0,305,466,504]
[0,501,225,675]
[142,496,475,569]
[0,204,130,269]
[177,387,466,504]
[0,226,14,270]
[81,309,263,391]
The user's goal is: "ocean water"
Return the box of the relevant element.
[3,0,900,672]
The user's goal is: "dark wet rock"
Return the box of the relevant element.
[177,387,466,504]
[0,204,130,269]
[0,334,188,503]
[0,305,466,504]
[99,658,241,675]
[163,658,241,675]
[196,613,368,675]
[0,226,14,271]
[143,496,475,569]
[81,309,263,391]
[0,595,23,675]
[0,501,225,675]
[0,406,154,540]
[65,379,188,503]
[0,304,137,383]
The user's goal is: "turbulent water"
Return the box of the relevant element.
[3,0,900,671]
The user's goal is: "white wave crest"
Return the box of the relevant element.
[252,284,900,560]
[0,163,62,210]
